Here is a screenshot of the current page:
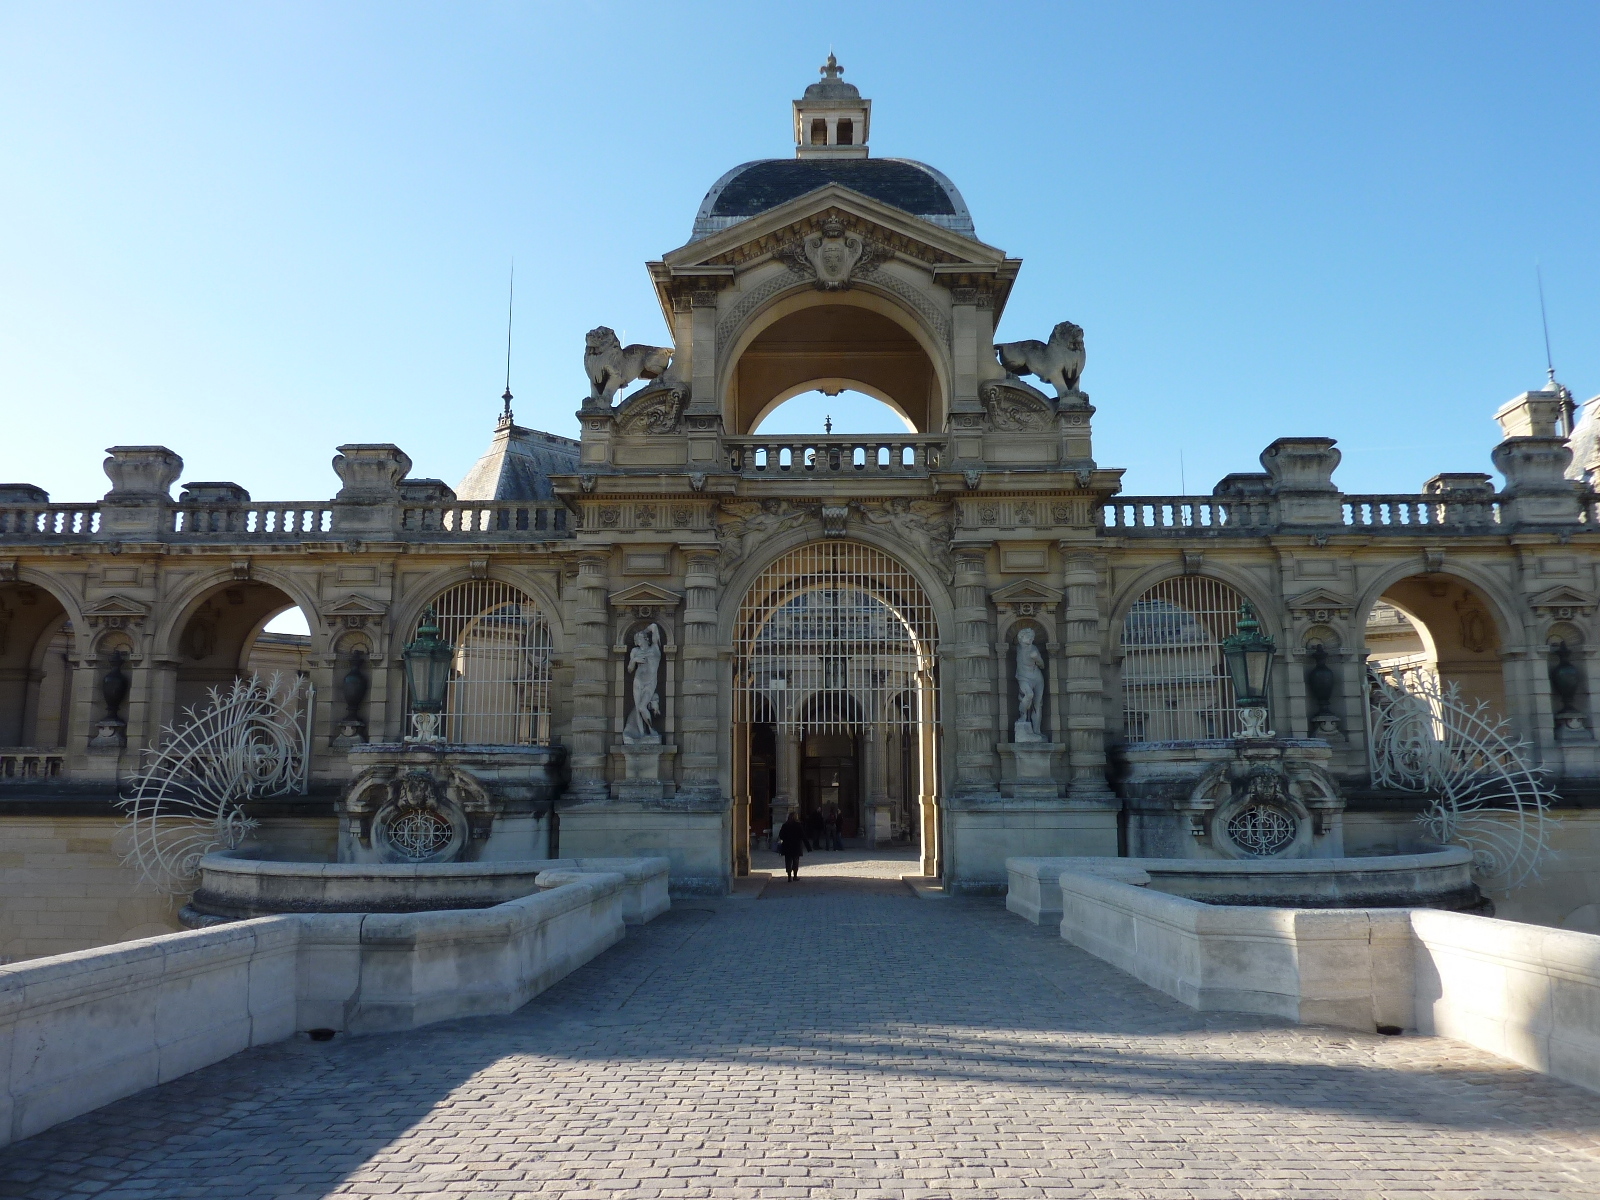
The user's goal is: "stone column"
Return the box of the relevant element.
[1062,550,1113,801]
[568,553,611,801]
[680,553,721,801]
[865,722,890,846]
[952,548,998,796]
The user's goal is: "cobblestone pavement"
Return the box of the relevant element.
[9,868,1600,1199]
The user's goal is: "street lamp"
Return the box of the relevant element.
[402,606,453,743]
[1221,601,1276,739]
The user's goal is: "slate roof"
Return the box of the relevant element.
[691,158,975,242]
[455,422,580,502]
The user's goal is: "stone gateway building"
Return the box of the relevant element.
[3,62,1599,958]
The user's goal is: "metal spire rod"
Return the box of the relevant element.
[1537,264,1575,436]
[501,261,515,424]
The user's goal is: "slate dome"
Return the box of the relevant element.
[691,158,976,243]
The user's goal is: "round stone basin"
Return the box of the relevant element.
[188,850,550,920]
[1134,846,1482,911]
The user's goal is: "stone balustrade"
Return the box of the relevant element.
[399,501,570,537]
[0,504,101,540]
[0,750,65,781]
[171,503,334,538]
[725,434,945,477]
[1101,492,1515,536]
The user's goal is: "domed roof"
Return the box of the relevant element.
[690,157,976,242]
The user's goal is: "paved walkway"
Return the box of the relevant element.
[9,864,1600,1199]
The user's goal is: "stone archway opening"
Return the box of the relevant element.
[1366,575,1506,718]
[0,582,72,762]
[732,540,939,874]
[173,582,309,716]
[729,305,938,435]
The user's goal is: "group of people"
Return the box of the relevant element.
[773,805,846,880]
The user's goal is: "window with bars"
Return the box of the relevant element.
[734,541,937,733]
[418,581,554,746]
[1119,576,1247,744]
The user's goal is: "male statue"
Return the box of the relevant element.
[1015,627,1046,742]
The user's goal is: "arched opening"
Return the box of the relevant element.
[174,582,310,716]
[750,387,916,437]
[836,118,854,146]
[729,304,937,435]
[732,541,939,871]
[1365,576,1506,717]
[413,580,554,746]
[1119,576,1251,744]
[0,583,72,764]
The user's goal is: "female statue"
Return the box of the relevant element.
[1015,627,1045,740]
[624,623,663,741]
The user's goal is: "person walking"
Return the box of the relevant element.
[777,812,805,880]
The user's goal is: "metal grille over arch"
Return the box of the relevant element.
[734,541,938,731]
[417,581,554,746]
[1120,576,1249,744]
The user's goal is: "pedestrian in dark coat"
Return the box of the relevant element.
[777,814,805,880]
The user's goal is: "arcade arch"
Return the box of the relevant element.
[1118,575,1253,744]
[731,540,939,868]
[171,581,312,716]
[725,302,942,435]
[0,582,73,752]
[1364,574,1509,718]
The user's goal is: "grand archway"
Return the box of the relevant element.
[731,541,939,874]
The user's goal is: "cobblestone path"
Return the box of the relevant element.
[9,865,1600,1199]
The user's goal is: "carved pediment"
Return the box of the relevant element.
[991,578,1064,612]
[84,594,150,628]
[1286,587,1354,621]
[609,582,684,611]
[323,594,387,630]
[1529,585,1597,618]
[980,377,1054,432]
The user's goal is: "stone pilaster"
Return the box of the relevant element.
[568,553,611,801]
[952,548,997,795]
[679,552,721,800]
[1062,550,1113,801]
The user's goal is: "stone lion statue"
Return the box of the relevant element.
[585,327,674,405]
[996,321,1085,398]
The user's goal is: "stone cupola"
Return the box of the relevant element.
[793,54,870,160]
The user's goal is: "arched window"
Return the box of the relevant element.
[1120,576,1248,743]
[420,581,554,746]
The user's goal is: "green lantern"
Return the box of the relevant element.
[402,606,453,741]
[1221,602,1275,737]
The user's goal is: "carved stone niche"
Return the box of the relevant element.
[608,583,683,800]
[340,742,566,864]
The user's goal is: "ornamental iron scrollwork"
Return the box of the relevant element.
[118,673,313,896]
[1368,662,1553,890]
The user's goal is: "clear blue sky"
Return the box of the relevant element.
[2,2,1596,503]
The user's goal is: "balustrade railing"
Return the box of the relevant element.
[726,435,945,476]
[1100,497,1274,534]
[0,505,101,539]
[171,504,334,537]
[399,502,569,536]
[0,749,65,780]
[1342,494,1502,531]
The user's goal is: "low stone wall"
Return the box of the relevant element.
[1006,849,1478,924]
[1028,862,1600,1095]
[0,858,669,1148]
[535,857,672,924]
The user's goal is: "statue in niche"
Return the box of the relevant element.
[1014,627,1046,743]
[624,623,664,742]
